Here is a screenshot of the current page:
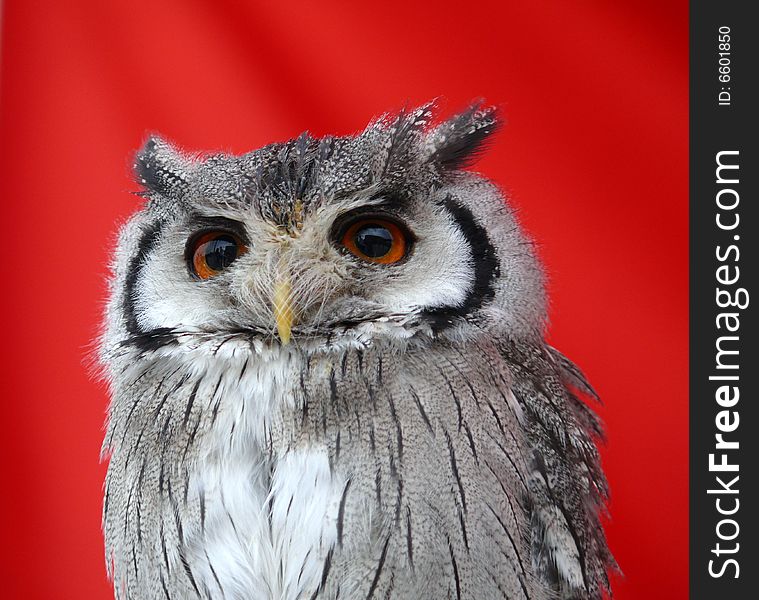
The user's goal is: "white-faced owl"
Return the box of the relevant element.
[99,102,614,600]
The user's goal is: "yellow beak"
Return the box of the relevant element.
[272,277,295,345]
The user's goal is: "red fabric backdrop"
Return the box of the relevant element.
[0,1,687,598]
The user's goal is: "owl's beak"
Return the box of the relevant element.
[272,276,295,345]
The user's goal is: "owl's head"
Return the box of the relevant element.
[106,102,545,358]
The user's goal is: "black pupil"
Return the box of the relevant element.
[355,224,393,258]
[204,235,238,271]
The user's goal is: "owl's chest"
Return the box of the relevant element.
[187,353,344,600]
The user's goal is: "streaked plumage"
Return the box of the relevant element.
[99,102,615,599]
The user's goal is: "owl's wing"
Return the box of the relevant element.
[497,339,617,600]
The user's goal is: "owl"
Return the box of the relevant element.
[99,102,615,600]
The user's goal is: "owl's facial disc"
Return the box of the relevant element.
[125,196,493,352]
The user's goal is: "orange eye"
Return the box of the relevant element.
[341,218,408,264]
[189,231,247,280]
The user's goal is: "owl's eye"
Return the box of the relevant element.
[340,218,408,264]
[188,231,247,280]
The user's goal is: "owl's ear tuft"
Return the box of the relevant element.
[134,135,192,198]
[427,102,501,170]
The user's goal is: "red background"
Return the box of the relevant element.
[0,1,687,598]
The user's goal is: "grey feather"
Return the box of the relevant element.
[100,101,615,599]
